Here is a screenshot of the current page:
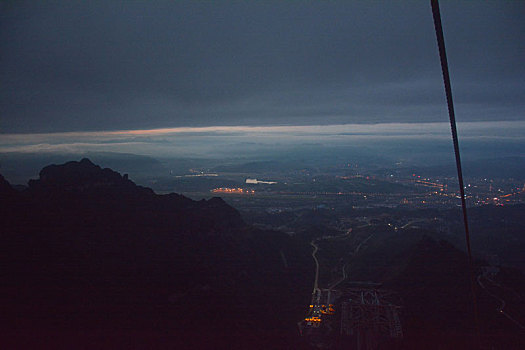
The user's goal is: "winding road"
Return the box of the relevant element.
[310,225,375,293]
[477,270,525,330]
[310,240,321,296]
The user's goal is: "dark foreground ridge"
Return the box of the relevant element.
[0,159,313,349]
[2,159,525,349]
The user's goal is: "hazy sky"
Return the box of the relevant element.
[1,1,524,133]
[1,121,524,160]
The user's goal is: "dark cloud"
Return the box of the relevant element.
[1,0,524,133]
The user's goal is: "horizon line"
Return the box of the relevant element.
[2,120,524,138]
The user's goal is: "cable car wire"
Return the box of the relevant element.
[430,0,481,345]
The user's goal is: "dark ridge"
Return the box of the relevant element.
[0,160,313,349]
[386,236,525,349]
[28,158,147,193]
[0,174,16,197]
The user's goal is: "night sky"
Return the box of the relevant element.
[2,1,524,135]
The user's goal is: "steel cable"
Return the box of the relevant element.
[430,0,481,346]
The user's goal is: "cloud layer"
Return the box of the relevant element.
[1,121,524,159]
[1,1,524,133]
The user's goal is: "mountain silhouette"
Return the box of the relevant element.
[0,159,312,349]
[382,236,525,349]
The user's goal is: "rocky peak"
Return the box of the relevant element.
[0,174,17,201]
[27,158,142,193]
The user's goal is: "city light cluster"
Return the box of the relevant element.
[211,187,255,194]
